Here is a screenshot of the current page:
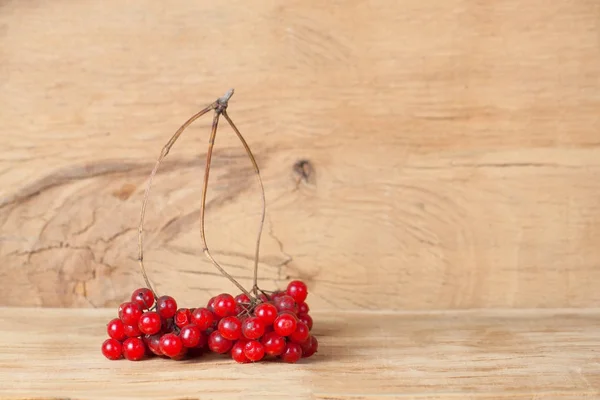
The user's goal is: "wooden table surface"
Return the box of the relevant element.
[0,308,598,399]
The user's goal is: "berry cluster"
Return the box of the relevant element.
[101,280,318,363]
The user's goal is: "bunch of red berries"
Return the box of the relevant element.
[101,280,318,363]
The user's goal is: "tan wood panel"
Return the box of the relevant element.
[0,308,598,399]
[1,0,599,309]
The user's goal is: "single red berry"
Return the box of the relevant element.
[143,333,163,356]
[180,324,202,348]
[241,316,266,340]
[138,311,161,335]
[218,316,242,340]
[299,314,313,330]
[274,313,297,337]
[123,323,142,337]
[271,291,286,300]
[156,296,177,319]
[286,280,308,303]
[101,338,122,360]
[206,296,217,312]
[289,321,310,344]
[297,302,309,315]
[159,333,183,358]
[231,339,250,363]
[175,308,192,328]
[280,342,302,363]
[213,294,236,318]
[208,330,233,354]
[131,288,155,310]
[273,295,298,314]
[191,308,215,331]
[254,303,278,325]
[118,302,143,326]
[259,293,270,303]
[300,335,318,358]
[261,332,286,356]
[243,340,265,362]
[107,318,126,341]
[122,337,146,361]
[235,293,251,305]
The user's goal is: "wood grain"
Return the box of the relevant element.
[1,0,600,309]
[0,308,598,399]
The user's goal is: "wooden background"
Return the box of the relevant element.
[1,0,599,311]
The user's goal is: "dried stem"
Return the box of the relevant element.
[222,111,266,297]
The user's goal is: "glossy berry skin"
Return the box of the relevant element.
[208,330,233,354]
[138,311,161,335]
[156,296,177,319]
[212,294,236,318]
[159,333,183,358]
[280,342,302,363]
[175,308,192,328]
[131,288,155,310]
[273,295,298,314]
[191,308,214,331]
[143,334,163,356]
[241,317,266,340]
[274,314,297,337]
[180,324,202,348]
[123,323,142,338]
[218,316,242,340]
[231,339,250,363]
[286,280,308,303]
[289,321,310,344]
[260,332,286,356]
[297,302,309,316]
[118,302,143,326]
[300,335,318,358]
[299,314,313,331]
[122,337,146,361]
[102,338,122,360]
[107,318,126,341]
[254,303,278,325]
[243,340,265,362]
[235,293,251,305]
[206,296,217,312]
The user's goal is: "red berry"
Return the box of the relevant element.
[206,296,217,312]
[299,314,313,330]
[156,296,177,319]
[289,321,310,344]
[131,288,155,310]
[218,316,242,340]
[208,330,233,354]
[138,311,161,335]
[243,340,265,362]
[118,302,142,326]
[280,342,302,363]
[191,308,215,331]
[213,294,236,318]
[101,338,122,360]
[122,337,146,361]
[274,314,297,337]
[271,291,286,300]
[107,318,126,341]
[143,333,163,356]
[175,308,192,328]
[261,332,286,356]
[297,302,309,315]
[241,316,266,340]
[159,333,183,358]
[286,280,308,303]
[123,323,142,337]
[273,295,298,314]
[180,324,202,348]
[259,293,270,303]
[171,346,188,360]
[300,335,318,358]
[231,339,250,363]
[254,303,278,325]
[235,293,251,304]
